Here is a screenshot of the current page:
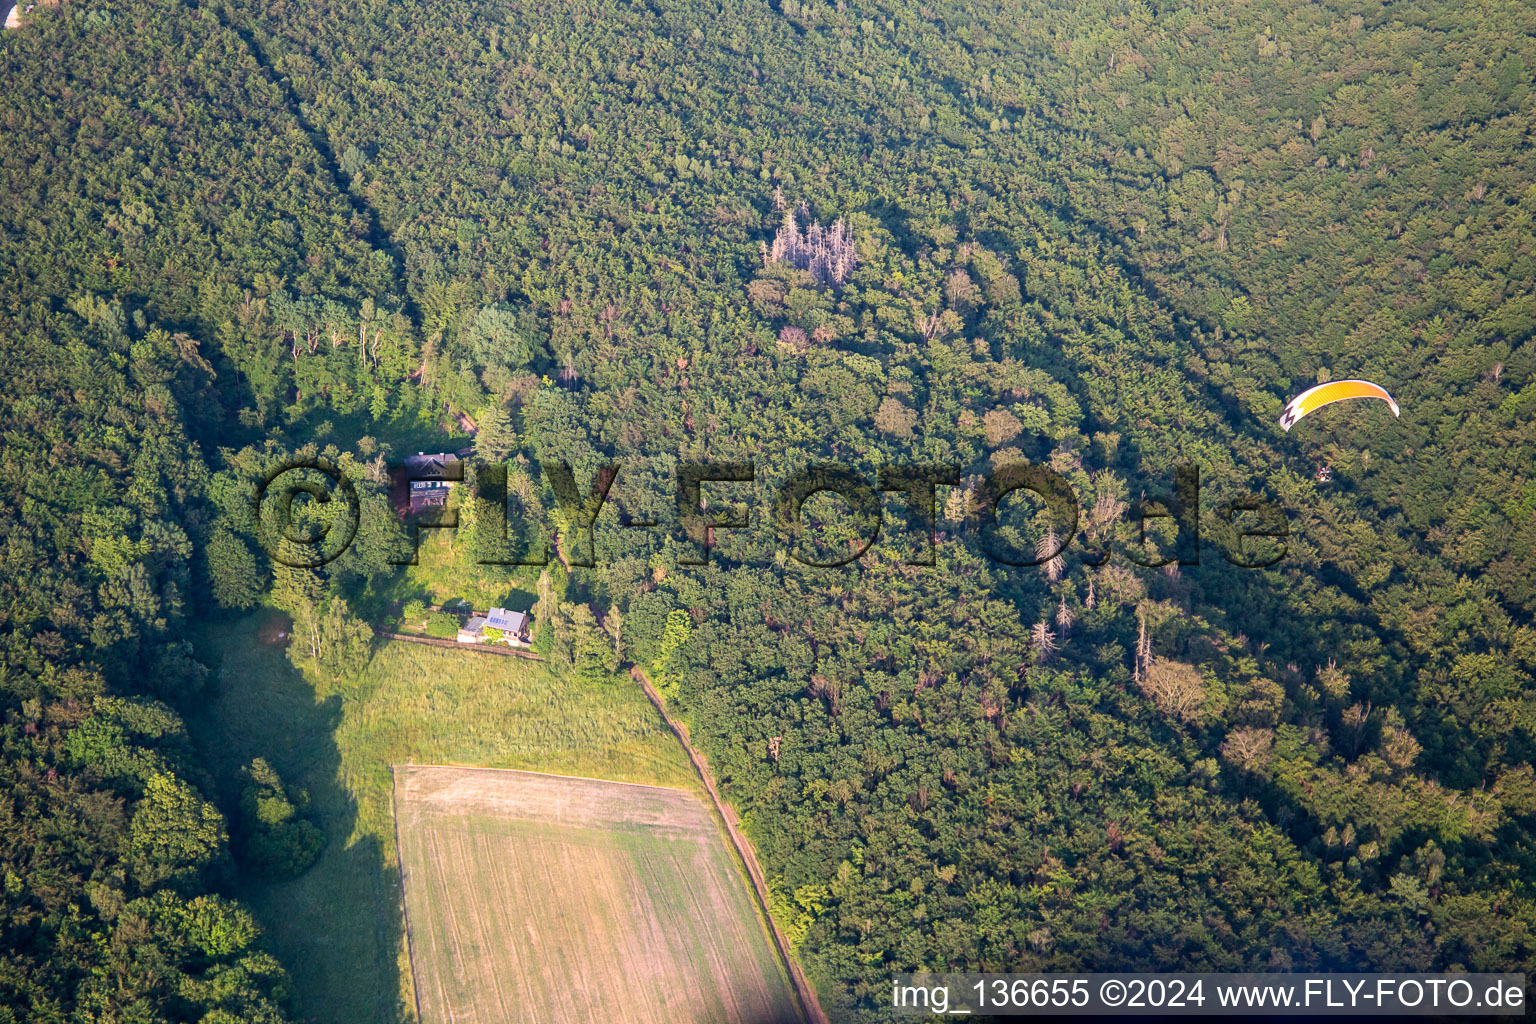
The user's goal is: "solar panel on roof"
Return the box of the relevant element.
[485,608,528,631]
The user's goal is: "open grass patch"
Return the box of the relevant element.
[188,612,694,1023]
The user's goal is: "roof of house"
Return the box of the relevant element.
[462,615,488,632]
[401,452,460,478]
[3,4,19,29]
[485,608,528,632]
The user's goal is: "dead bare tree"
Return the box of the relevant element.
[1220,727,1275,770]
[1138,657,1207,723]
[1032,621,1058,663]
[1133,610,1152,683]
[1055,598,1075,636]
[1037,527,1065,582]
[765,202,858,285]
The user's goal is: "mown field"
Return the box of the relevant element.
[394,766,801,1024]
[190,612,698,1024]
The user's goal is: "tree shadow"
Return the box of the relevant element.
[492,588,536,614]
[188,612,413,1024]
[863,195,915,257]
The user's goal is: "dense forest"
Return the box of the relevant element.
[1,0,1532,1019]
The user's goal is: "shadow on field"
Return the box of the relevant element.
[189,609,411,1024]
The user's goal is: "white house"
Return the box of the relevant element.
[454,607,531,646]
[484,607,531,644]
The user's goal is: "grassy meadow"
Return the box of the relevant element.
[354,516,544,624]
[189,610,696,1024]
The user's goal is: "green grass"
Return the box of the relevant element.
[353,526,541,624]
[188,610,695,1024]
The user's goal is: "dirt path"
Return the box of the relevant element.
[628,666,830,1024]
[376,631,544,661]
[378,625,823,1021]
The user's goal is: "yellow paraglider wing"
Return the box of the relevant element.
[1279,380,1400,432]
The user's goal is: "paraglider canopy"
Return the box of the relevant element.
[1280,380,1400,432]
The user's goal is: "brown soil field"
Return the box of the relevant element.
[393,765,803,1024]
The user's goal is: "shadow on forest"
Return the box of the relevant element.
[215,13,418,326]
[190,610,412,1024]
[864,196,914,256]
[493,587,536,614]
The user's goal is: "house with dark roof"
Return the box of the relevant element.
[400,452,460,512]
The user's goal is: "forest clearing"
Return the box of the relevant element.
[393,766,802,1024]
[188,617,698,1021]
